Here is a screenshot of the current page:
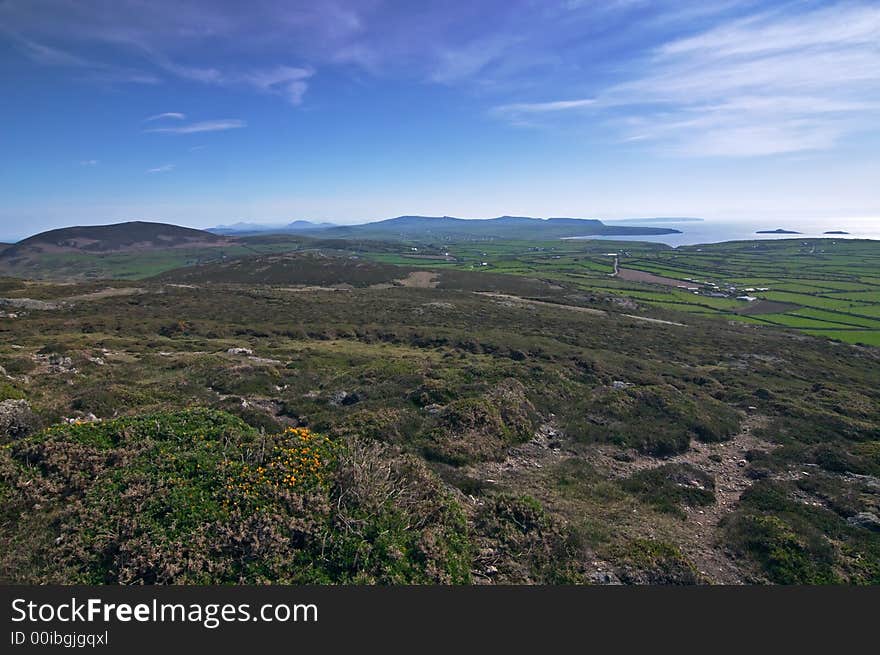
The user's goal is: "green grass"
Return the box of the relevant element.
[2,245,879,585]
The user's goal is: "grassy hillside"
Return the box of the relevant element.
[358,238,880,346]
[2,254,878,584]
[7,221,228,253]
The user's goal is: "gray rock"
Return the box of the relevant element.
[226,347,254,356]
[330,390,361,406]
[40,353,74,373]
[847,512,880,532]
[588,571,622,585]
[0,399,37,441]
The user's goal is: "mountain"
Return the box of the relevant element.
[3,221,229,256]
[320,215,681,240]
[286,220,337,231]
[0,222,234,279]
[209,220,337,235]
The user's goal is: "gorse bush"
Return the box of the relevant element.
[0,409,471,584]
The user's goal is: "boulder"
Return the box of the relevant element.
[847,512,880,532]
[0,399,37,441]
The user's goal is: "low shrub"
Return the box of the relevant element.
[621,463,715,517]
[0,409,471,584]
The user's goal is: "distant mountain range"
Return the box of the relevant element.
[322,215,681,240]
[0,217,681,278]
[209,220,337,235]
[210,215,681,240]
[4,216,681,256]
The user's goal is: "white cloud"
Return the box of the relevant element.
[10,35,160,84]
[145,112,186,122]
[146,53,314,105]
[493,98,595,115]
[431,36,519,84]
[492,3,880,157]
[79,159,98,166]
[235,66,314,106]
[145,119,246,134]
[146,164,175,173]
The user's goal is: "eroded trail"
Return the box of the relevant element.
[463,413,772,584]
[586,414,772,583]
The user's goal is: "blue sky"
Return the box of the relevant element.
[1,0,879,239]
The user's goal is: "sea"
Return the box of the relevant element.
[570,217,880,247]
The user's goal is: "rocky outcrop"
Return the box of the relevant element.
[0,399,37,442]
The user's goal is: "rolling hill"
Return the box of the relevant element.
[2,221,229,256]
[0,217,680,280]
[0,222,237,279]
[319,215,681,240]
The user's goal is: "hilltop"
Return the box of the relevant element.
[0,221,237,279]
[3,221,228,255]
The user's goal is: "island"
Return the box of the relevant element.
[824,231,850,235]
[756,228,801,234]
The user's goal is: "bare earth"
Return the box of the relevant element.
[464,413,772,585]
[588,414,772,584]
[396,271,440,288]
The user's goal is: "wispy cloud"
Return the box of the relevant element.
[235,66,314,106]
[146,164,175,174]
[493,98,595,115]
[17,37,92,67]
[9,34,159,84]
[78,159,98,166]
[492,3,880,157]
[145,112,186,122]
[145,119,246,134]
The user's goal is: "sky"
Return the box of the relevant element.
[1,0,879,239]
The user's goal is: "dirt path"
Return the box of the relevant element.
[587,413,772,583]
[65,287,145,301]
[475,292,686,326]
[621,314,686,327]
[475,293,607,316]
[463,413,771,584]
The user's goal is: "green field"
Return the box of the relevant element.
[356,238,880,347]
[4,231,879,346]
